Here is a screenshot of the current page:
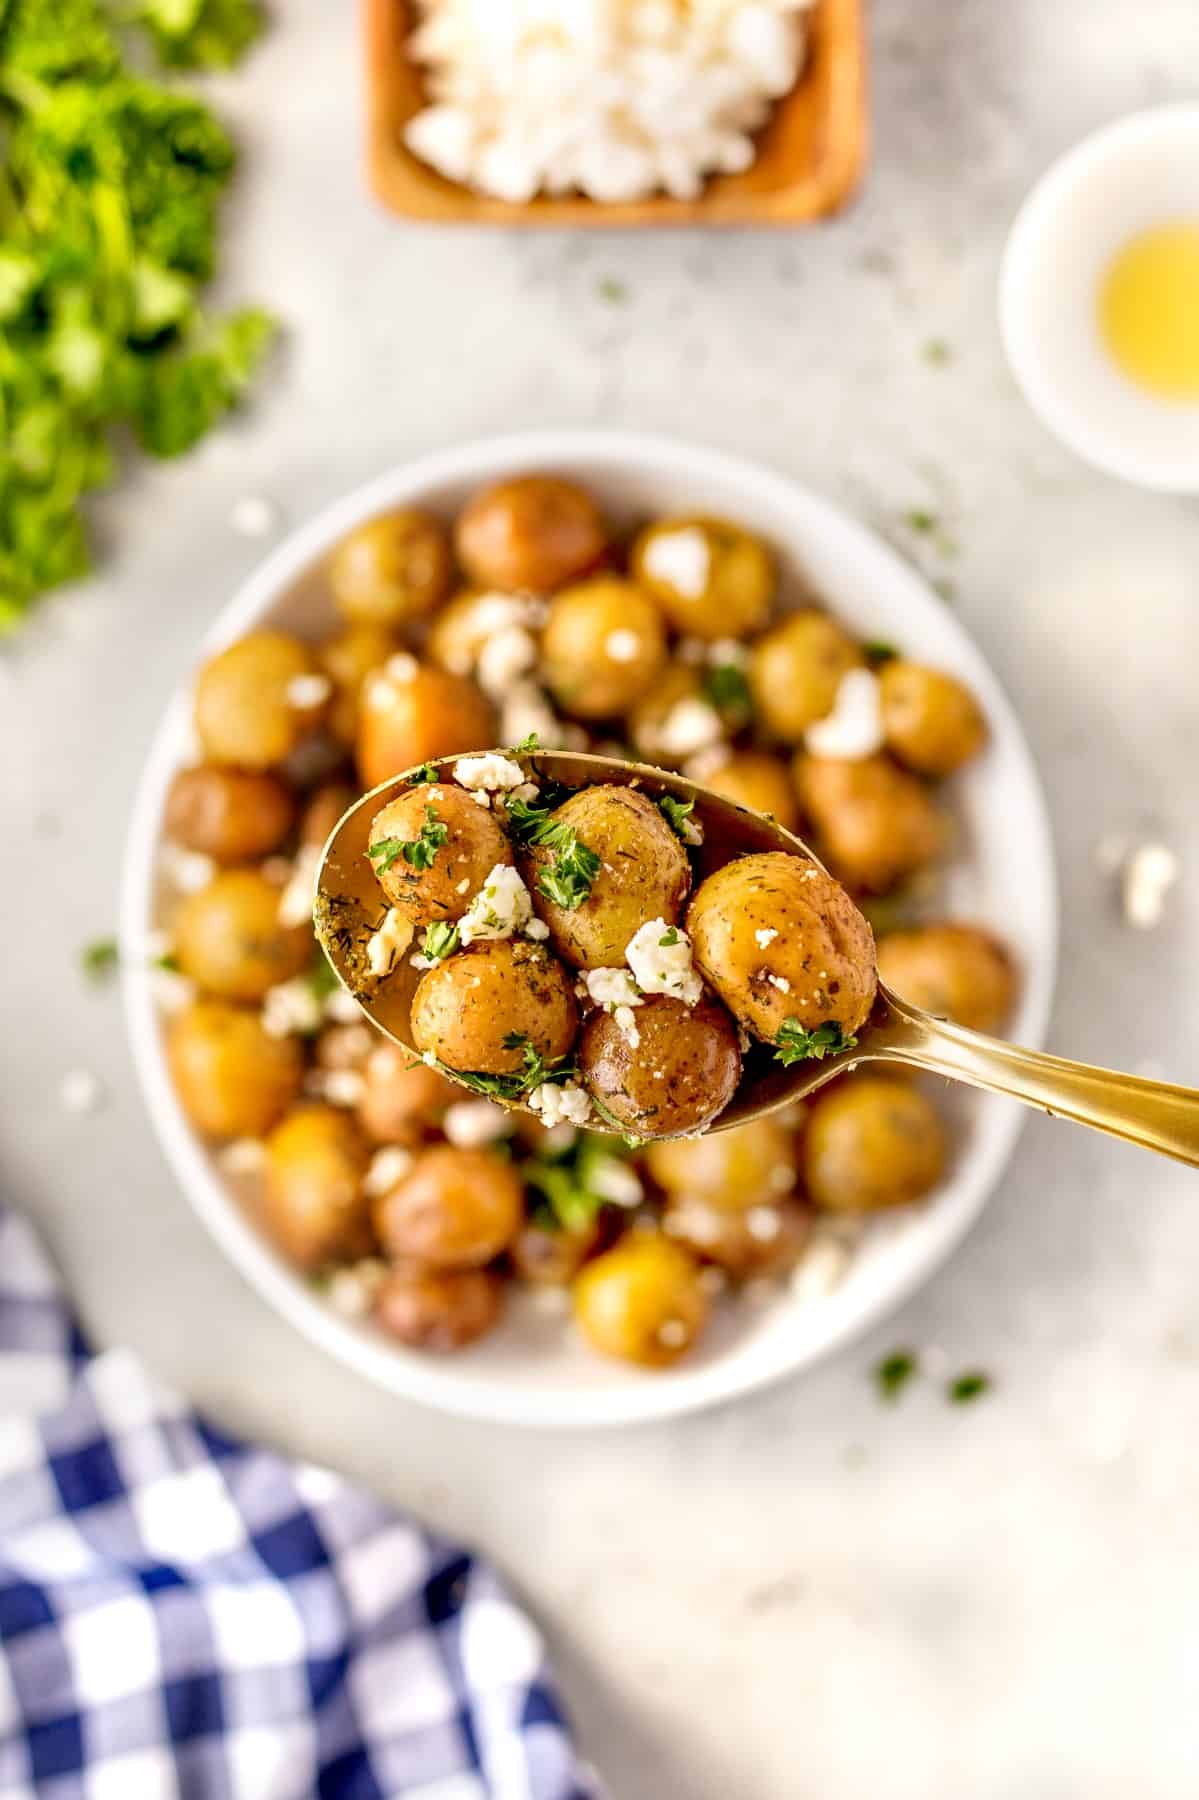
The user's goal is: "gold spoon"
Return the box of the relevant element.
[314,749,1199,1165]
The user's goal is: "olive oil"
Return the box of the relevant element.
[1099,221,1199,401]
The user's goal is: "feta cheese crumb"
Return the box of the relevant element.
[322,1069,366,1109]
[286,672,332,711]
[655,696,725,758]
[642,527,711,598]
[326,1259,387,1320]
[151,965,196,1015]
[605,628,642,663]
[453,752,527,793]
[755,928,778,948]
[804,667,884,760]
[160,845,215,894]
[323,986,364,1025]
[587,1156,643,1208]
[684,744,733,782]
[230,494,281,538]
[500,682,581,752]
[443,1100,513,1148]
[219,1138,266,1175]
[456,877,471,895]
[656,1318,691,1349]
[790,1228,855,1303]
[583,966,643,1012]
[527,1081,592,1129]
[278,844,321,928]
[767,974,791,994]
[1122,843,1179,930]
[625,919,703,1006]
[613,1005,641,1049]
[364,1146,415,1197]
[60,1069,103,1114]
[745,1206,783,1243]
[469,789,492,808]
[477,624,538,696]
[768,1162,796,1194]
[366,908,415,978]
[525,917,550,941]
[262,977,322,1039]
[459,864,536,944]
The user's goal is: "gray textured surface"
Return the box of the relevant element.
[5,4,1199,1795]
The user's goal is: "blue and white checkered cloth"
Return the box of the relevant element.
[0,1207,593,1799]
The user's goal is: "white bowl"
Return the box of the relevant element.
[121,431,1057,1428]
[1000,105,1199,492]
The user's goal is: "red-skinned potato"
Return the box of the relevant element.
[373,1145,523,1267]
[164,765,295,865]
[455,475,606,593]
[374,1264,504,1350]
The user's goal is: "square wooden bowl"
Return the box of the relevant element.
[364,0,869,227]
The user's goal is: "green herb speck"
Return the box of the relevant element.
[874,1351,918,1402]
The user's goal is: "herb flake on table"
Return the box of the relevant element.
[947,1370,991,1405]
[922,338,952,367]
[874,1350,918,1402]
[80,936,119,983]
[774,1019,857,1065]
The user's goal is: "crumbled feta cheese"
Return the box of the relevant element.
[790,1227,855,1303]
[443,1100,513,1148]
[219,1138,266,1175]
[508,782,540,806]
[706,637,750,669]
[454,752,527,793]
[766,974,791,994]
[477,624,539,696]
[363,1145,415,1197]
[641,526,711,598]
[528,1081,592,1128]
[613,1005,641,1048]
[60,1069,103,1114]
[456,877,471,895]
[768,1162,796,1194]
[160,845,215,893]
[322,1069,366,1109]
[804,667,884,760]
[278,843,321,929]
[605,628,642,663]
[537,1123,579,1155]
[385,652,419,683]
[326,1259,387,1320]
[529,1285,572,1316]
[745,1205,783,1243]
[366,908,415,977]
[286,672,332,711]
[1122,843,1178,930]
[459,864,536,944]
[583,966,644,1012]
[323,986,364,1025]
[684,744,733,782]
[587,1156,643,1208]
[262,977,322,1039]
[151,965,196,1015]
[625,919,703,1006]
[656,1317,691,1349]
[469,789,492,808]
[525,917,550,941]
[655,696,725,758]
[229,494,281,538]
[500,681,585,752]
[755,927,778,948]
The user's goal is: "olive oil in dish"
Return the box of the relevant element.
[1099,221,1199,401]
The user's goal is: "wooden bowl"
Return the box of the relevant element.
[364,0,868,227]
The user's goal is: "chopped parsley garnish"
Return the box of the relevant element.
[368,806,448,874]
[155,950,181,974]
[440,1033,577,1102]
[904,508,937,535]
[923,338,952,366]
[508,732,541,755]
[421,920,460,962]
[863,641,898,665]
[948,1371,991,1405]
[308,949,339,1000]
[408,762,440,783]
[587,1090,645,1148]
[81,937,119,983]
[774,1019,857,1065]
[657,795,697,842]
[524,1133,632,1234]
[596,277,628,305]
[874,1350,918,1402]
[502,790,600,910]
[658,927,680,947]
[703,662,752,716]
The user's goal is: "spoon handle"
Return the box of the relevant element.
[870,994,1199,1168]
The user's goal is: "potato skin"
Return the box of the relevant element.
[749,611,862,743]
[356,659,497,791]
[573,1236,707,1367]
[686,852,876,1045]
[631,515,774,640]
[299,781,356,850]
[455,475,606,594]
[662,1194,811,1280]
[627,663,711,767]
[879,661,987,776]
[164,765,294,864]
[703,752,800,833]
[374,1264,504,1351]
[374,1145,523,1267]
[168,1001,304,1139]
[195,631,328,770]
[318,623,399,745]
[329,509,451,627]
[803,1076,946,1212]
[174,869,313,1001]
[525,786,691,970]
[367,783,512,921]
[541,578,665,719]
[356,1041,459,1144]
[410,940,579,1076]
[262,1105,373,1269]
[579,994,741,1139]
[878,923,1016,1033]
[644,1116,797,1212]
[795,753,947,894]
[511,1217,602,1286]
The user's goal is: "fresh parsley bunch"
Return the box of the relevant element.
[0,0,271,629]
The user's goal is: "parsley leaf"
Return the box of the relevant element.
[308,949,339,1001]
[863,641,898,666]
[420,920,460,962]
[368,806,448,874]
[407,762,440,783]
[657,795,697,842]
[658,927,680,947]
[523,1132,634,1234]
[537,835,601,911]
[81,936,119,982]
[874,1350,918,1402]
[508,731,540,754]
[596,277,628,305]
[438,1032,577,1102]
[948,1371,991,1405]
[703,662,752,717]
[135,0,264,71]
[774,1019,857,1065]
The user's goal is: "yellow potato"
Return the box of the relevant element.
[662,1194,811,1280]
[167,1001,303,1140]
[573,1235,707,1367]
[795,753,947,894]
[878,923,1016,1032]
[356,658,497,791]
[748,611,862,744]
[174,869,313,1001]
[329,509,452,627]
[804,1076,946,1212]
[541,578,665,719]
[455,475,606,594]
[262,1105,373,1269]
[410,940,579,1076]
[879,661,987,776]
[644,1116,797,1211]
[373,1145,523,1267]
[318,623,400,746]
[579,994,741,1139]
[632,515,774,640]
[164,765,295,865]
[703,752,800,833]
[356,1041,458,1144]
[367,782,512,923]
[195,631,328,770]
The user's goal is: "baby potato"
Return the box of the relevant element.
[164,765,294,865]
[167,1000,303,1139]
[879,661,987,776]
[632,515,774,641]
[356,1041,457,1144]
[374,1264,504,1351]
[328,509,451,627]
[541,578,665,719]
[174,869,313,1001]
[686,852,877,1045]
[511,1216,603,1286]
[195,631,330,771]
[662,1194,812,1281]
[262,1105,373,1269]
[455,474,606,594]
[803,1076,946,1212]
[749,612,862,744]
[703,752,800,834]
[573,1235,707,1367]
[374,1145,523,1267]
[579,994,742,1139]
[299,780,356,849]
[367,783,512,923]
[356,657,496,791]
[410,940,578,1077]
[877,922,1016,1033]
[525,786,690,970]
[318,623,399,746]
[644,1115,797,1211]
[795,753,947,894]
